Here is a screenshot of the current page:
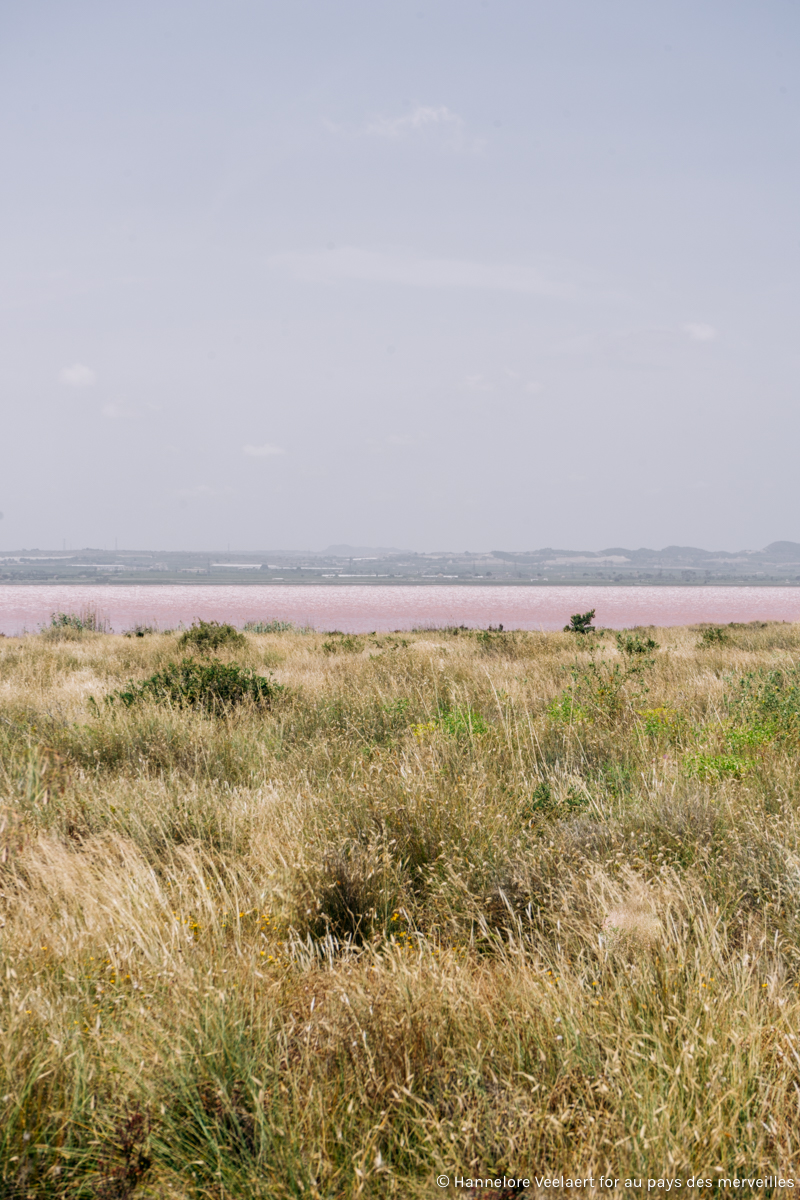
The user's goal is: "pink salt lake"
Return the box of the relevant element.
[1,584,799,636]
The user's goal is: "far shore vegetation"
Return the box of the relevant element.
[3,614,800,1194]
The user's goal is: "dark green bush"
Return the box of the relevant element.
[112,658,281,712]
[178,620,245,653]
[564,609,596,634]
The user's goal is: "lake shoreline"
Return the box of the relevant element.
[2,578,799,588]
[3,582,800,636]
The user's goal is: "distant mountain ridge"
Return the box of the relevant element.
[323,544,406,557]
[2,542,799,584]
[489,542,800,564]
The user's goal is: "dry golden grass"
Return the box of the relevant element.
[3,621,800,1196]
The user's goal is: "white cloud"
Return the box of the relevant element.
[60,362,97,388]
[365,105,464,139]
[327,104,483,152]
[101,402,123,419]
[243,442,286,457]
[270,246,578,299]
[684,323,717,342]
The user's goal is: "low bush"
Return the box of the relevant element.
[243,620,296,634]
[178,619,245,653]
[112,658,281,712]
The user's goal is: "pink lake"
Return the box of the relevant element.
[1,584,800,636]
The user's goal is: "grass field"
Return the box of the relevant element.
[3,619,800,1197]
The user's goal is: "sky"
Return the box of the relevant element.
[1,0,798,553]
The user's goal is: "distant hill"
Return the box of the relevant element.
[2,542,800,585]
[323,544,406,557]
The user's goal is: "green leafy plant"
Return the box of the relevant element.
[638,707,679,737]
[564,609,596,634]
[549,643,655,726]
[698,625,729,648]
[728,666,800,742]
[546,692,589,724]
[177,620,245,653]
[46,610,106,634]
[520,778,587,819]
[322,634,363,655]
[520,778,557,817]
[616,631,659,656]
[411,703,488,740]
[436,703,488,738]
[112,658,281,712]
[686,752,751,781]
[726,724,776,752]
[475,627,509,654]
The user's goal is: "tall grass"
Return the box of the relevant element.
[2,622,800,1195]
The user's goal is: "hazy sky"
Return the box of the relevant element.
[2,0,798,552]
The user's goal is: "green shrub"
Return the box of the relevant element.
[546,693,589,724]
[178,620,245,653]
[564,609,596,634]
[414,703,488,739]
[475,627,508,654]
[548,646,656,728]
[686,752,750,780]
[243,620,295,634]
[322,634,363,655]
[616,631,659,656]
[638,706,681,738]
[43,610,106,639]
[112,658,281,712]
[729,666,800,741]
[439,704,487,738]
[698,625,729,647]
